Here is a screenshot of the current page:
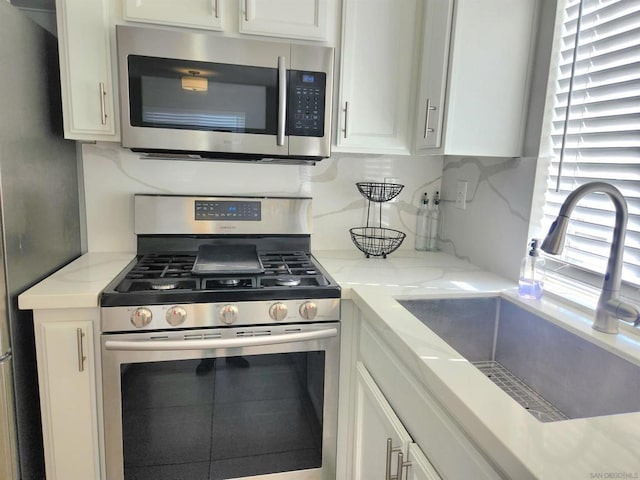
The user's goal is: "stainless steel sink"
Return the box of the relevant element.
[398,296,640,422]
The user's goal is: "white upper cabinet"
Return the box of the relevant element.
[336,0,418,155]
[413,0,454,151]
[415,0,538,157]
[123,0,224,31]
[239,0,329,41]
[55,0,118,141]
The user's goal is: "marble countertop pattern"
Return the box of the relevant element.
[18,249,640,478]
[314,249,640,479]
[18,252,136,310]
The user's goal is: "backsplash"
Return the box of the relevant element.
[81,143,444,253]
[438,155,537,281]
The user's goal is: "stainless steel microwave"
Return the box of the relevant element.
[116,25,334,164]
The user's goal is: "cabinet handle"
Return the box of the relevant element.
[343,101,349,139]
[212,0,219,18]
[99,82,108,126]
[76,328,86,372]
[385,438,402,480]
[423,99,436,138]
[244,0,249,21]
[394,452,412,480]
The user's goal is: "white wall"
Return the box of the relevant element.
[81,142,443,253]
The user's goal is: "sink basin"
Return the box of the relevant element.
[398,296,640,422]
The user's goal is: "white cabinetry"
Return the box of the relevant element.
[239,0,329,41]
[413,0,453,151]
[339,307,502,480]
[123,0,224,31]
[55,0,118,141]
[414,0,538,157]
[336,0,418,154]
[33,310,101,480]
[354,362,441,480]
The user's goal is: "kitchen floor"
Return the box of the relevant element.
[120,354,323,480]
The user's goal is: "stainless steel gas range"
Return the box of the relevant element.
[100,195,341,480]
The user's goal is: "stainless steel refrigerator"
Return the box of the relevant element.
[0,1,83,478]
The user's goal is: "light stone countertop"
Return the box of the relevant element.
[18,249,640,478]
[18,252,136,310]
[314,249,640,479]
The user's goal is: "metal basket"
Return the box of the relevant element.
[356,182,404,202]
[349,227,406,258]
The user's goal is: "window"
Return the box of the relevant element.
[540,0,640,302]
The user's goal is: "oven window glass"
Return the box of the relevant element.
[120,352,325,480]
[128,55,279,135]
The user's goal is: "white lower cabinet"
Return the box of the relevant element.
[33,310,101,480]
[354,361,441,480]
[341,309,503,480]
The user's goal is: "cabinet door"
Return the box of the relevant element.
[407,443,442,480]
[353,362,412,479]
[239,0,328,41]
[440,0,537,156]
[336,0,418,154]
[123,0,224,31]
[414,0,453,151]
[36,321,100,480]
[55,0,118,141]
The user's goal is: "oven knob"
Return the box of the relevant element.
[220,304,239,324]
[130,307,152,328]
[269,302,288,321]
[299,301,318,320]
[166,306,187,326]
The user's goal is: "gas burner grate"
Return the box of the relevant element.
[125,254,196,279]
[259,252,316,276]
[472,361,568,423]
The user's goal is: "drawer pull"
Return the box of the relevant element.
[76,328,86,372]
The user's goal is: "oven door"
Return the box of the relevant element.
[101,323,339,480]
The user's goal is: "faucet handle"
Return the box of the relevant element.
[602,299,640,328]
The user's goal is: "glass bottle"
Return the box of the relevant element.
[427,191,440,251]
[415,193,430,250]
[518,238,545,300]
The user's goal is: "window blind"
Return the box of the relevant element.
[543,0,640,290]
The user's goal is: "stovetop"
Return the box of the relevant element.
[100,250,341,307]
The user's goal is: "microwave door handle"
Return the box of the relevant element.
[104,327,338,352]
[277,55,286,146]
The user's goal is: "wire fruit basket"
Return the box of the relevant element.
[356,182,404,202]
[350,182,406,258]
[350,227,406,258]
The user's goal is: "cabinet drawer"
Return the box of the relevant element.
[359,322,502,479]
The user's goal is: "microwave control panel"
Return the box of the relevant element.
[288,71,326,137]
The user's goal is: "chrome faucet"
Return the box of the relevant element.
[541,181,640,334]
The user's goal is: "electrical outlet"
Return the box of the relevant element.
[456,181,468,209]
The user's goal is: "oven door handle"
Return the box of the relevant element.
[104,327,338,351]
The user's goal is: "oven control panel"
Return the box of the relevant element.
[195,200,261,221]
